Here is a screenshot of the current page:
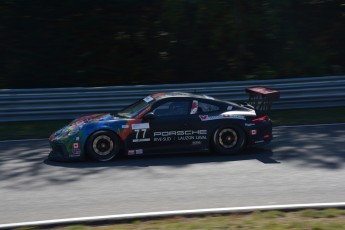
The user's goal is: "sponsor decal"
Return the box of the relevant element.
[132,123,150,142]
[72,142,80,155]
[132,123,150,130]
[154,130,207,136]
[128,149,143,155]
[136,149,143,154]
[153,130,207,142]
[122,125,129,129]
[251,130,257,135]
[133,129,150,142]
[192,141,202,145]
[75,137,80,141]
[178,136,196,140]
[190,100,198,114]
[118,120,137,140]
[175,135,206,141]
[199,115,209,121]
[224,114,246,120]
[199,114,246,121]
[154,136,172,142]
[143,96,154,103]
[245,123,255,127]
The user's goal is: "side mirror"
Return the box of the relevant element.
[142,112,155,120]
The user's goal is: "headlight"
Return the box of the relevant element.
[68,127,80,136]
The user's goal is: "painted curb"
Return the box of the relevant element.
[1,202,345,229]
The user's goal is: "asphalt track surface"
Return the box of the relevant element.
[0,124,345,225]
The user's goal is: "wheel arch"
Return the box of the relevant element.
[210,121,248,154]
[210,121,248,146]
[84,128,124,155]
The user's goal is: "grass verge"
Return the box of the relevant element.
[0,119,71,140]
[1,107,345,140]
[269,106,345,126]
[15,208,345,230]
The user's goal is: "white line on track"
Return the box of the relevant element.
[1,202,345,229]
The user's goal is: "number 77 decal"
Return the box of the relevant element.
[133,129,150,142]
[132,123,150,142]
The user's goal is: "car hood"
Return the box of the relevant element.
[69,113,114,126]
[49,113,117,141]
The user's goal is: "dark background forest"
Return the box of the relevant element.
[1,0,344,88]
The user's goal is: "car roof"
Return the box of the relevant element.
[150,92,216,101]
[148,92,248,111]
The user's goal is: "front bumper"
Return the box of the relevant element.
[48,141,84,161]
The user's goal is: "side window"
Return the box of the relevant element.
[153,101,190,116]
[198,101,220,113]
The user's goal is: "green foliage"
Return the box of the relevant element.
[65,225,90,230]
[321,208,345,218]
[301,209,345,219]
[1,0,344,88]
[0,119,71,140]
[269,107,345,126]
[253,210,286,219]
[22,209,344,229]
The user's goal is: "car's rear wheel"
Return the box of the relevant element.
[87,130,119,161]
[212,126,245,155]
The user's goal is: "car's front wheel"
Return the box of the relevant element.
[212,126,245,155]
[86,130,120,161]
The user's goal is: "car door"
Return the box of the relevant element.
[127,98,193,154]
[145,98,194,153]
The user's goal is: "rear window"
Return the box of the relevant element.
[198,101,220,113]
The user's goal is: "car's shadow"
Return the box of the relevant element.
[44,147,279,169]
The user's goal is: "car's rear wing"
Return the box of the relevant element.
[245,86,280,114]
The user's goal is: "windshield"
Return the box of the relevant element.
[117,98,153,118]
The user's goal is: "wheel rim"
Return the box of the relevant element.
[218,128,238,148]
[92,135,114,156]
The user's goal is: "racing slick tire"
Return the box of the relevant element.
[86,130,120,162]
[212,126,245,155]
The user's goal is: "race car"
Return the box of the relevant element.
[48,90,279,162]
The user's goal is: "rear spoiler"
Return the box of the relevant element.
[245,86,280,114]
